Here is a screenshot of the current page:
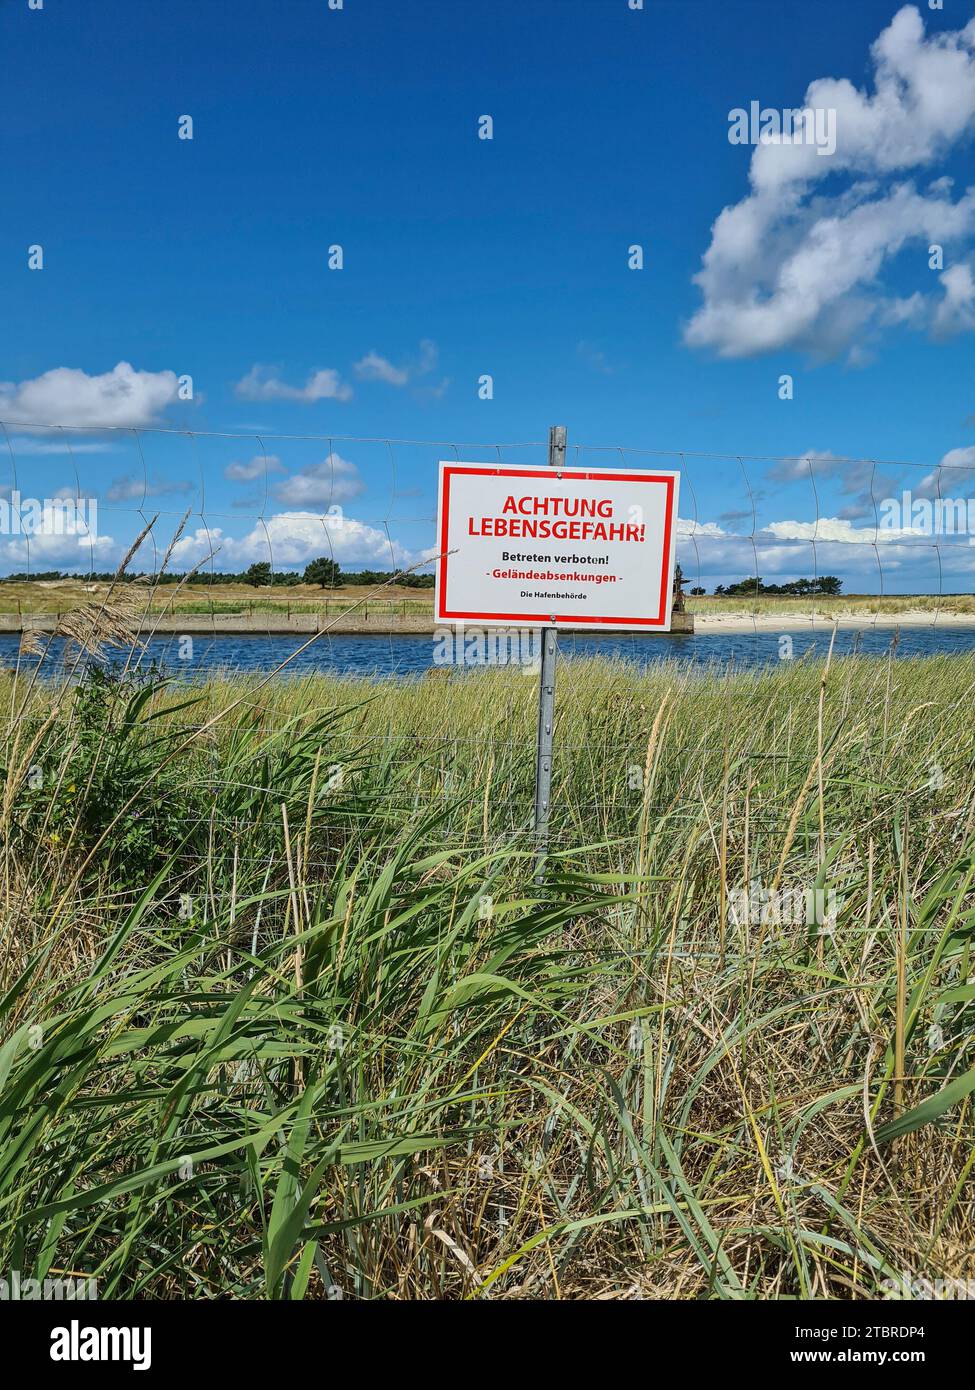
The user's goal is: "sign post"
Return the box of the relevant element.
[533,426,566,879]
[434,430,680,880]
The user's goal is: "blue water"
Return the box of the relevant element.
[8,625,975,680]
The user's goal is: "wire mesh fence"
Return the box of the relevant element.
[4,419,974,875]
[3,421,975,624]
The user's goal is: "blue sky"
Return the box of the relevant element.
[2,0,974,592]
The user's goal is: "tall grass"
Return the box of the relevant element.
[1,647,974,1299]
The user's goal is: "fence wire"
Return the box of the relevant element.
[5,421,974,874]
[3,423,974,629]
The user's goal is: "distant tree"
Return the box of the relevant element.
[713,574,845,598]
[725,576,763,596]
[303,556,342,588]
[243,562,272,588]
[689,586,705,596]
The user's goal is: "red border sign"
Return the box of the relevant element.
[435,464,679,630]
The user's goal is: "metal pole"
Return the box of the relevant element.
[533,425,565,881]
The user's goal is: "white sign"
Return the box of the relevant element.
[435,462,680,631]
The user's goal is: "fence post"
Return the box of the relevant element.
[533,425,566,882]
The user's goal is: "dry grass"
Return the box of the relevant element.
[8,581,975,624]
[687,593,975,618]
[0,578,433,618]
[1,636,974,1299]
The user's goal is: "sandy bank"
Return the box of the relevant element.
[693,610,975,633]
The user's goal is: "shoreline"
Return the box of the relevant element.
[3,610,975,638]
[0,611,698,637]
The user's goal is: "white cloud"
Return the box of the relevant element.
[686,7,975,360]
[676,511,975,592]
[932,262,975,337]
[234,365,353,403]
[676,518,727,540]
[764,517,904,543]
[0,508,116,566]
[940,445,975,469]
[353,339,439,388]
[353,352,409,387]
[0,362,181,428]
[679,510,931,553]
[224,454,284,482]
[915,444,975,497]
[272,453,366,506]
[169,511,413,570]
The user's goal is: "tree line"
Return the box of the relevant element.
[688,576,843,597]
[0,562,435,589]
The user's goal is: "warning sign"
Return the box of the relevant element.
[434,463,680,630]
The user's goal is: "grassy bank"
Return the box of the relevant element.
[0,578,433,620]
[1,651,974,1298]
[5,578,975,624]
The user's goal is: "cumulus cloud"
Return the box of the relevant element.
[677,518,727,540]
[0,362,181,428]
[939,445,975,470]
[915,444,975,497]
[224,454,284,482]
[234,365,353,403]
[168,511,412,571]
[685,7,975,360]
[676,509,975,593]
[932,262,975,336]
[272,453,366,506]
[679,511,925,549]
[0,507,116,567]
[353,352,409,387]
[353,339,439,389]
[764,517,897,543]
